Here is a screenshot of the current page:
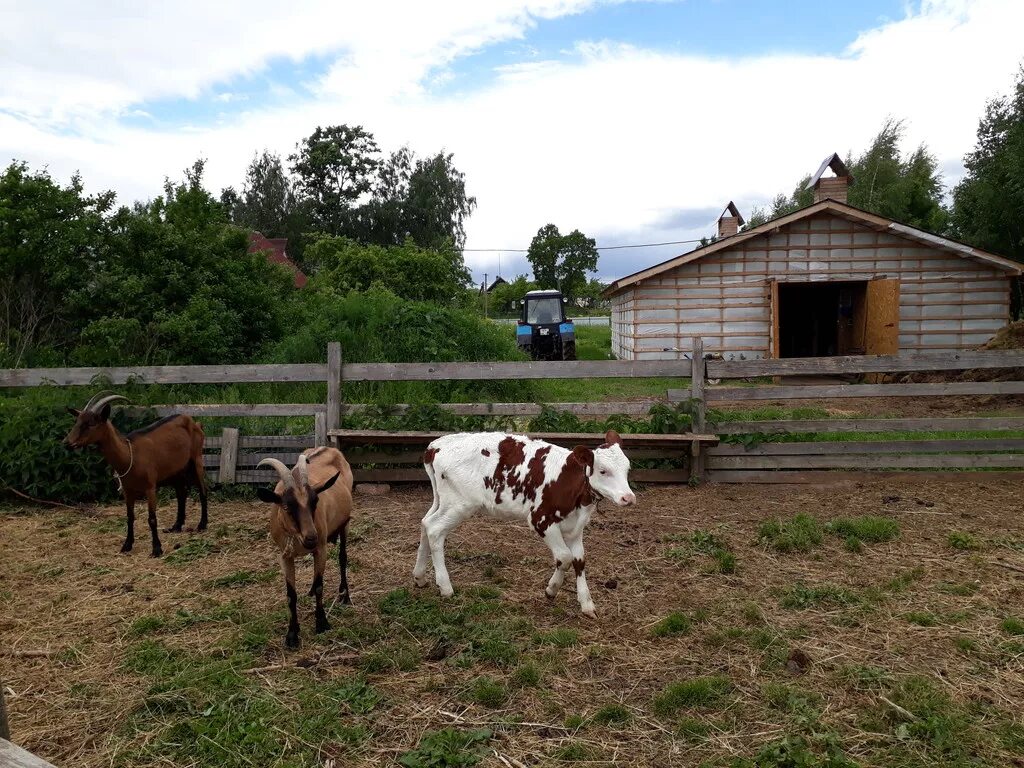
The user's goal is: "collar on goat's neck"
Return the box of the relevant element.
[96,423,133,477]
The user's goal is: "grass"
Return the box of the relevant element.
[652,611,692,637]
[664,529,737,573]
[203,568,278,589]
[948,531,983,551]
[905,611,940,627]
[825,515,900,544]
[779,582,858,610]
[397,728,492,768]
[590,703,632,726]
[652,676,732,716]
[1001,617,1024,636]
[466,676,507,708]
[758,514,823,554]
[535,628,579,648]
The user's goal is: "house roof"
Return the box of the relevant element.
[602,199,1021,297]
[719,201,745,225]
[248,232,308,288]
[808,152,852,186]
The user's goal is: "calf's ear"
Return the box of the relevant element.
[569,446,594,476]
[603,429,622,446]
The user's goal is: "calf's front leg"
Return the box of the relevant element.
[540,525,573,602]
[567,533,596,618]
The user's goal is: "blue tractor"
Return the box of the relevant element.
[516,289,576,361]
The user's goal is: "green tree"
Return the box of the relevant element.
[304,236,469,304]
[289,125,380,235]
[490,274,537,315]
[951,68,1024,264]
[745,119,947,232]
[526,224,599,301]
[75,160,295,365]
[0,162,115,365]
[232,151,299,237]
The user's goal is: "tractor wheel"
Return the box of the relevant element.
[563,341,577,361]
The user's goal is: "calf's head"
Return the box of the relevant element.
[572,429,636,506]
[64,393,127,448]
[256,455,340,550]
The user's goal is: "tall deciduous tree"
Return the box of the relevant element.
[526,224,599,301]
[289,125,380,235]
[232,151,298,237]
[745,119,947,232]
[0,162,115,365]
[951,69,1024,264]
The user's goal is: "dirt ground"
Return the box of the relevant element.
[3,477,1024,767]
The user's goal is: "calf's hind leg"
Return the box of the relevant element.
[425,506,468,598]
[413,466,440,588]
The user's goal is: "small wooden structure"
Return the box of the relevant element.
[605,154,1022,361]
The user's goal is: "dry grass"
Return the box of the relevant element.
[2,476,1024,767]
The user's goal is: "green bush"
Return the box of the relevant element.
[0,389,157,503]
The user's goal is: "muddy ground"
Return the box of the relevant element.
[2,477,1024,767]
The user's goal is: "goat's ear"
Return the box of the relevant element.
[570,446,594,477]
[98,403,112,422]
[66,407,81,418]
[315,470,341,495]
[256,487,282,505]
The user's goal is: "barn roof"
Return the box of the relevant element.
[602,199,1021,297]
[248,232,308,288]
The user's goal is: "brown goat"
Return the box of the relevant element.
[256,447,354,649]
[65,394,209,557]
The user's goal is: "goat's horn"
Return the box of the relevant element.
[257,458,295,489]
[296,453,309,488]
[83,390,114,412]
[90,394,128,413]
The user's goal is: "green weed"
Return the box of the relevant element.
[758,514,823,554]
[652,611,692,638]
[653,676,732,716]
[397,728,492,768]
[590,703,631,726]
[948,531,982,551]
[826,515,900,544]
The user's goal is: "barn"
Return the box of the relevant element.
[604,155,1022,360]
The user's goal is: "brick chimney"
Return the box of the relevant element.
[717,201,744,239]
[808,152,853,203]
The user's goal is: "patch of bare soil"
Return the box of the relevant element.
[2,477,1024,766]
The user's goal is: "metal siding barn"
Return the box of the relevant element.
[604,176,1021,361]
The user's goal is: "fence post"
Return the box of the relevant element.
[0,678,9,741]
[327,342,342,442]
[314,412,327,448]
[219,428,239,484]
[690,336,707,483]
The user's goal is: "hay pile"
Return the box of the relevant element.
[883,320,1024,384]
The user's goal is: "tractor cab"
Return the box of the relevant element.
[516,290,576,360]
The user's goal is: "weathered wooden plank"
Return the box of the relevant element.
[327,342,342,432]
[0,738,58,768]
[0,684,7,741]
[340,359,689,382]
[706,453,1024,470]
[353,468,426,483]
[631,469,691,483]
[670,380,1024,403]
[238,435,314,448]
[690,337,706,431]
[0,363,327,387]
[708,439,1024,456]
[707,470,1024,484]
[340,400,664,417]
[150,403,324,417]
[329,429,719,447]
[714,417,1024,435]
[707,350,1024,379]
[314,412,327,448]
[218,428,240,484]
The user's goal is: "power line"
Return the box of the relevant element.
[462,237,706,253]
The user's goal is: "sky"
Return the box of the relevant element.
[3,0,1023,285]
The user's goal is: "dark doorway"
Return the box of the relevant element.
[777,281,867,358]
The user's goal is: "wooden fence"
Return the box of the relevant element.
[3,341,1024,484]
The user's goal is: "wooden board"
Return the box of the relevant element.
[707,439,1024,456]
[340,400,668,417]
[706,454,1024,470]
[706,349,1024,379]
[0,739,58,768]
[341,359,688,382]
[770,278,780,359]
[147,404,325,417]
[707,470,1024,484]
[713,417,1024,434]
[865,278,900,356]
[0,363,327,387]
[667,380,1024,403]
[328,430,719,447]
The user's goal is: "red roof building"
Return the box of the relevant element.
[248,232,308,288]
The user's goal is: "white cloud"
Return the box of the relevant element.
[3,0,1023,282]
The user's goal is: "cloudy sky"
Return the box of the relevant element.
[3,0,1022,284]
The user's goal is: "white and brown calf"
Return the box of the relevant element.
[256,447,354,649]
[413,430,635,618]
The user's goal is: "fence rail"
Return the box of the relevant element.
[2,340,1023,485]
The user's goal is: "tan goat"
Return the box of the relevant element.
[256,447,354,649]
